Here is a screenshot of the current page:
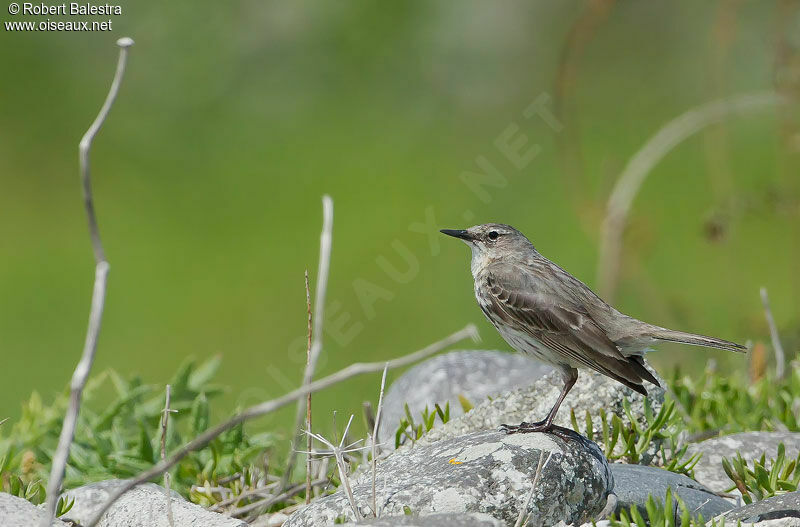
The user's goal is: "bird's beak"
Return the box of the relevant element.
[440,229,473,241]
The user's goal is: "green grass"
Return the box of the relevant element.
[0,358,276,513]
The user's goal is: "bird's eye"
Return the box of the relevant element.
[488,231,499,240]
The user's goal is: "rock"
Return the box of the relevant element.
[59,479,247,527]
[0,493,69,527]
[734,519,800,527]
[717,492,800,523]
[610,464,733,521]
[252,512,290,526]
[379,350,551,447]
[415,368,664,459]
[285,429,612,527]
[688,432,800,494]
[343,512,503,526]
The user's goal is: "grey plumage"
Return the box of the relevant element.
[441,223,745,434]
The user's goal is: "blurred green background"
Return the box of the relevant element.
[1,1,798,436]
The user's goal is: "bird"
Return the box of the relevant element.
[440,223,746,435]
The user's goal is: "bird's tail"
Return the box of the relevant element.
[647,326,746,353]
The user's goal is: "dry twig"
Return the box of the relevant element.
[226,478,328,518]
[285,196,334,488]
[161,385,177,527]
[553,0,616,218]
[304,270,313,504]
[513,451,553,527]
[760,287,786,380]
[303,415,364,521]
[42,37,134,527]
[371,364,388,517]
[209,482,279,511]
[84,324,478,527]
[597,92,787,301]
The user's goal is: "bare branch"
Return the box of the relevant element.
[42,37,133,527]
[304,416,362,521]
[335,416,361,521]
[84,324,478,527]
[371,364,388,517]
[225,479,328,518]
[161,385,177,527]
[514,451,553,527]
[304,270,313,504]
[760,287,786,380]
[209,482,278,511]
[285,196,334,487]
[597,92,787,300]
[80,37,134,264]
[311,195,334,371]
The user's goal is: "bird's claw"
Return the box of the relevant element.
[499,421,575,440]
[499,420,547,434]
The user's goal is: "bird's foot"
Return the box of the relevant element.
[499,419,547,434]
[499,421,574,440]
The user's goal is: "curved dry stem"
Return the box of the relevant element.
[304,270,313,504]
[79,37,134,264]
[513,451,553,527]
[553,0,616,215]
[84,324,479,527]
[310,196,334,367]
[597,91,787,301]
[371,364,388,517]
[285,195,334,487]
[760,287,786,380]
[42,37,133,527]
[160,385,176,527]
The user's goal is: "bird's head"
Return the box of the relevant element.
[440,223,534,270]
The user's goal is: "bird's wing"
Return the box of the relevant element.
[484,262,654,390]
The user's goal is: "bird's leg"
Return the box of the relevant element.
[500,367,578,436]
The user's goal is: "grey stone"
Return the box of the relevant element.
[379,350,551,447]
[285,429,612,527]
[251,512,290,526]
[717,492,800,522]
[59,479,246,527]
[344,512,503,526]
[414,368,664,461]
[0,493,69,527]
[731,519,800,527]
[610,464,733,521]
[688,432,800,494]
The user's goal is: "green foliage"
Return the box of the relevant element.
[609,488,716,527]
[2,473,46,505]
[0,357,275,509]
[56,496,75,517]
[2,353,799,520]
[668,364,800,435]
[0,463,73,518]
[722,442,800,504]
[457,394,474,414]
[56,495,75,517]
[570,397,699,476]
[394,402,450,449]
